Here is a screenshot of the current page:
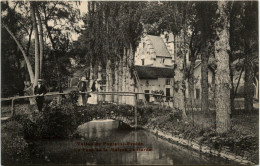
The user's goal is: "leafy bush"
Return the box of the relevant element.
[2,119,30,164]
[68,90,80,105]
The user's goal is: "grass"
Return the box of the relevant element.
[142,108,259,164]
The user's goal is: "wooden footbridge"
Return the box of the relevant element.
[1,91,172,128]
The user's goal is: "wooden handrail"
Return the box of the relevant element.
[1,91,173,101]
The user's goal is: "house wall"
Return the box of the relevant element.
[135,35,174,68]
[138,78,174,102]
[154,57,173,67]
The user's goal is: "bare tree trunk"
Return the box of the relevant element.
[244,53,254,112]
[215,1,231,134]
[173,35,187,120]
[109,61,113,103]
[129,44,135,106]
[114,60,118,103]
[229,56,235,115]
[89,61,94,90]
[30,3,40,87]
[125,49,130,105]
[97,63,103,102]
[201,47,209,112]
[105,60,112,102]
[118,57,122,104]
[188,59,196,107]
[36,7,44,78]
[121,48,127,104]
[3,24,35,83]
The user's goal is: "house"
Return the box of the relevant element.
[135,31,175,68]
[134,31,215,103]
[135,66,174,103]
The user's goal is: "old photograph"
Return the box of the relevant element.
[1,0,259,165]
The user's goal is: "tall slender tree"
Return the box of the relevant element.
[215,1,231,134]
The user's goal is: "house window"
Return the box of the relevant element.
[143,42,146,48]
[141,59,145,65]
[166,79,171,85]
[196,88,200,99]
[146,80,149,85]
[161,58,165,63]
[166,88,170,101]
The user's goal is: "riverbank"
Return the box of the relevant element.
[137,107,259,165]
[1,101,258,165]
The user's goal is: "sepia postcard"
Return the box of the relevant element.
[1,0,259,165]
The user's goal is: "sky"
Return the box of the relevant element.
[78,1,88,16]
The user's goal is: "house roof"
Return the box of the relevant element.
[147,35,171,58]
[135,66,174,79]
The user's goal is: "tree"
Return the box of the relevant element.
[228,1,258,114]
[242,1,258,112]
[80,2,144,105]
[196,2,217,112]
[30,2,40,87]
[1,1,35,84]
[215,1,231,134]
[2,1,80,98]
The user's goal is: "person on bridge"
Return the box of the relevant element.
[34,79,47,112]
[87,79,100,104]
[77,77,89,106]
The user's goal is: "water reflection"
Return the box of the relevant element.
[28,120,237,165]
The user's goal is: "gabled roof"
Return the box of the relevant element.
[147,35,171,58]
[135,66,174,79]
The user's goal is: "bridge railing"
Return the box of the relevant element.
[1,91,173,118]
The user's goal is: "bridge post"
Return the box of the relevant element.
[11,99,15,116]
[134,93,137,129]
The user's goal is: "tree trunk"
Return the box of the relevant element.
[89,61,94,90]
[118,57,122,104]
[229,56,235,115]
[201,46,209,112]
[30,3,40,87]
[244,53,254,112]
[188,59,196,108]
[125,49,130,105]
[97,63,103,103]
[173,35,187,120]
[3,24,35,83]
[114,60,118,103]
[121,48,127,104]
[243,1,257,113]
[36,7,44,78]
[109,62,113,103]
[129,44,135,106]
[105,60,112,102]
[215,1,231,134]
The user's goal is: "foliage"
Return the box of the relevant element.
[68,90,80,104]
[1,119,30,164]
[1,1,81,95]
